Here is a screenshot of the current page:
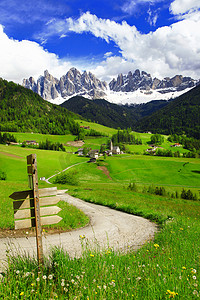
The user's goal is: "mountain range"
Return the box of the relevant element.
[1,76,200,139]
[22,68,199,105]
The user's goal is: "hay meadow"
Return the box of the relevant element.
[0,129,200,299]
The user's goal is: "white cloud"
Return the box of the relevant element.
[60,11,200,80]
[147,8,158,26]
[0,25,72,83]
[170,0,200,15]
[121,0,164,14]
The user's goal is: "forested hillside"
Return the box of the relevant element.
[135,85,200,139]
[0,78,81,135]
[61,96,169,129]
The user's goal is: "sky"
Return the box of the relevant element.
[0,0,200,83]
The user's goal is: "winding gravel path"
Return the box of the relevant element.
[0,190,157,272]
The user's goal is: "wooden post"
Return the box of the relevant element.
[27,154,44,265]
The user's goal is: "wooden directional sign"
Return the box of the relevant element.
[9,154,63,266]
[9,187,62,229]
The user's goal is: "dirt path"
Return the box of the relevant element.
[0,190,157,272]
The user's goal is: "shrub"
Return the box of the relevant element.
[181,188,198,201]
[128,182,137,192]
[0,170,6,180]
[53,170,79,185]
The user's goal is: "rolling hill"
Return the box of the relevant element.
[135,84,200,139]
[60,95,170,129]
[0,78,81,135]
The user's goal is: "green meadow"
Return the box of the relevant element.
[0,130,200,299]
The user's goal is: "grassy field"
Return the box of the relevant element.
[0,133,200,299]
[0,145,89,230]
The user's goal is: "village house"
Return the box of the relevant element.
[88,149,99,159]
[75,148,84,156]
[24,140,39,146]
[170,143,182,147]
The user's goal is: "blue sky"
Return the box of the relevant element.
[0,0,200,83]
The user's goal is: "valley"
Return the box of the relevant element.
[0,78,200,299]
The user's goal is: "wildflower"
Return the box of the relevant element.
[193,290,198,295]
[25,272,30,277]
[31,283,34,287]
[36,277,40,282]
[64,287,68,292]
[48,274,53,280]
[192,276,197,280]
[179,228,183,230]
[16,270,20,274]
[42,275,47,280]
[61,281,65,287]
[71,279,74,283]
[194,283,198,287]
[182,267,186,270]
[20,292,24,296]
[136,277,141,281]
[103,285,107,290]
[154,244,159,249]
[191,269,197,274]
[79,235,85,239]
[166,290,178,298]
[90,253,94,257]
[158,273,161,277]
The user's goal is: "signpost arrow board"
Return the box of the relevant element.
[9,154,63,266]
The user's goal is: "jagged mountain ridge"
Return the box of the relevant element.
[22,68,107,101]
[109,69,196,93]
[22,68,199,104]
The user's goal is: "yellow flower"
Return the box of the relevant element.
[20,292,24,296]
[154,243,159,249]
[182,266,186,270]
[90,254,94,257]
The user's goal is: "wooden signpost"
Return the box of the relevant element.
[9,154,62,265]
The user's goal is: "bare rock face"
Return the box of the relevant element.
[22,68,107,101]
[109,70,196,94]
[22,68,198,103]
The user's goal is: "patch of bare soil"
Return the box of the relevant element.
[0,151,23,159]
[97,166,112,180]
[66,140,85,147]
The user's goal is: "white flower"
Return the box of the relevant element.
[16,270,20,274]
[61,281,65,287]
[36,277,40,282]
[25,272,30,277]
[42,275,47,280]
[193,276,197,280]
[48,274,53,280]
[136,277,141,281]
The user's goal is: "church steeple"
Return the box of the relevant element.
[110,139,113,151]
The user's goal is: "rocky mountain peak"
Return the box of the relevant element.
[109,69,197,94]
[22,68,107,101]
